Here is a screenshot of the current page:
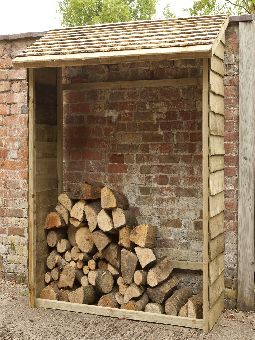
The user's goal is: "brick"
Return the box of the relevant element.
[154,175,169,185]
[108,163,128,174]
[109,154,124,164]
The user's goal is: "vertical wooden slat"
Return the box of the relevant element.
[202,58,209,333]
[57,68,63,193]
[28,68,36,308]
[238,21,255,310]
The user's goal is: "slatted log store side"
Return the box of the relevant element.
[13,15,229,332]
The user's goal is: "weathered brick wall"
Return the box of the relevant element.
[224,23,239,307]
[63,60,203,262]
[0,35,39,281]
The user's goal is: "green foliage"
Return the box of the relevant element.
[59,0,157,26]
[187,0,255,16]
[163,4,176,19]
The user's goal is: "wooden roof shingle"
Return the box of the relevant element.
[13,15,229,67]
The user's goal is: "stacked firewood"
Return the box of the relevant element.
[40,182,203,318]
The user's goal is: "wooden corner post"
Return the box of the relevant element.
[28,68,36,308]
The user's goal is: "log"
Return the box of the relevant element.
[107,263,119,277]
[123,283,143,303]
[98,260,108,270]
[121,293,149,311]
[55,204,69,225]
[58,192,73,211]
[98,292,119,308]
[134,270,147,286]
[147,257,174,287]
[56,256,68,269]
[70,200,86,221]
[79,181,103,200]
[46,250,59,270]
[88,259,96,270]
[51,267,60,281]
[118,226,132,249]
[77,260,84,270]
[145,303,164,314]
[57,239,71,253]
[95,270,114,294]
[84,201,101,232]
[101,187,129,210]
[70,218,88,228]
[88,270,97,286]
[121,249,138,284]
[102,243,121,269]
[40,284,59,300]
[165,288,193,316]
[46,229,66,247]
[97,209,114,232]
[130,224,156,248]
[67,225,78,247]
[92,231,111,252]
[44,272,52,284]
[75,227,94,253]
[188,293,203,319]
[81,275,89,287]
[78,253,90,261]
[68,286,97,305]
[58,289,69,302]
[44,212,64,229]
[83,265,90,275]
[75,269,84,284]
[147,276,179,304]
[71,246,81,261]
[112,208,137,229]
[134,247,156,269]
[64,250,72,262]
[58,264,76,288]
[69,260,78,269]
[93,251,103,261]
[179,302,188,317]
[117,277,128,295]
[115,292,124,305]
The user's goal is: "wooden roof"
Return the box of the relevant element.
[13,15,229,68]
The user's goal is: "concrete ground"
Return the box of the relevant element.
[0,280,254,340]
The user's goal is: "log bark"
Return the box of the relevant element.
[134,270,147,286]
[101,187,129,210]
[97,260,108,270]
[44,272,52,284]
[123,283,143,303]
[51,267,60,281]
[56,256,68,269]
[57,239,71,253]
[112,208,137,229]
[67,225,78,247]
[97,209,114,232]
[98,292,119,308]
[147,257,174,287]
[84,201,101,232]
[58,264,76,288]
[58,192,73,211]
[40,284,59,300]
[121,249,138,285]
[165,288,193,316]
[46,229,66,248]
[107,263,119,277]
[68,286,97,305]
[102,243,121,269]
[75,269,84,284]
[121,293,149,311]
[79,181,103,200]
[59,289,69,302]
[178,302,188,317]
[130,224,156,248]
[70,200,86,221]
[75,227,94,253]
[69,218,88,228]
[134,247,156,269]
[46,250,59,270]
[95,270,114,294]
[188,293,203,319]
[115,292,124,305]
[147,276,179,304]
[145,303,164,314]
[55,204,69,224]
[92,231,111,252]
[44,212,64,230]
[78,253,90,261]
[118,226,132,249]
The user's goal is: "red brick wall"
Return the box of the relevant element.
[224,23,239,306]
[63,60,203,262]
[0,36,38,281]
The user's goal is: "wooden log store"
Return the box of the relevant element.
[13,15,229,332]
